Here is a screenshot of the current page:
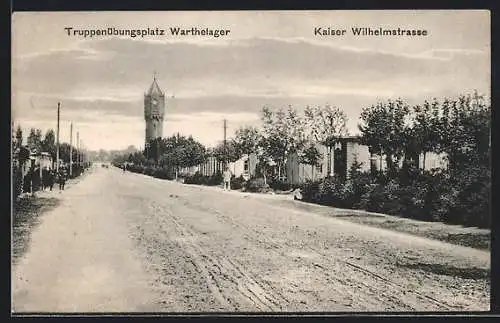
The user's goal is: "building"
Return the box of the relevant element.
[286,136,449,185]
[144,75,165,147]
[286,136,371,185]
[182,153,258,179]
[228,154,258,180]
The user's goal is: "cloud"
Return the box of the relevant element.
[14,36,489,93]
[12,34,489,150]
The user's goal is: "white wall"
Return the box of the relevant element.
[420,152,448,170]
[347,142,371,173]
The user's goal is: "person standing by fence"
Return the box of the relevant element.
[223,167,232,191]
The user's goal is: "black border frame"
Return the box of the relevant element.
[6,0,499,320]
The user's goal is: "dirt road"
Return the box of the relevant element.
[12,166,490,312]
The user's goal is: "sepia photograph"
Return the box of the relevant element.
[11,10,491,313]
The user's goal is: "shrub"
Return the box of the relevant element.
[207,171,223,186]
[350,172,376,209]
[153,167,174,180]
[268,179,293,191]
[184,171,223,186]
[185,171,208,185]
[429,165,490,228]
[246,177,270,193]
[13,168,23,198]
[300,180,321,202]
[230,175,246,190]
[127,164,144,174]
[317,175,345,207]
[143,166,156,176]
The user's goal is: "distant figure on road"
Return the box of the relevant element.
[48,170,55,191]
[223,167,232,191]
[123,164,126,173]
[58,169,66,191]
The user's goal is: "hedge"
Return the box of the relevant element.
[300,166,490,228]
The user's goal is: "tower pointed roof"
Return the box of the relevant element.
[147,74,164,96]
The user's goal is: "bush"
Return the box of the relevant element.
[300,179,322,203]
[429,165,490,228]
[231,175,246,190]
[13,168,23,198]
[185,171,207,185]
[184,171,223,186]
[299,164,490,228]
[143,166,156,176]
[268,179,294,191]
[128,164,144,174]
[153,167,174,180]
[246,178,270,193]
[302,175,355,208]
[207,171,223,186]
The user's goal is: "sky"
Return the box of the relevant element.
[12,10,490,151]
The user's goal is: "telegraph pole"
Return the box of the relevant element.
[56,102,60,173]
[223,119,227,169]
[80,139,83,168]
[81,140,84,168]
[69,123,73,176]
[76,131,80,169]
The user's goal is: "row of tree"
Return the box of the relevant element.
[115,91,489,184]
[113,103,349,184]
[359,91,490,174]
[12,125,87,166]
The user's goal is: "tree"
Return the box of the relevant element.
[128,151,146,165]
[183,136,207,167]
[233,126,260,157]
[27,128,43,152]
[358,99,410,175]
[298,143,323,179]
[160,134,207,179]
[255,135,275,186]
[213,140,241,164]
[303,104,349,176]
[146,137,166,162]
[437,92,490,171]
[260,105,306,180]
[409,99,440,170]
[41,129,56,159]
[304,105,349,143]
[59,143,72,163]
[15,125,23,148]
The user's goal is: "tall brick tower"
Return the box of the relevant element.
[144,74,165,146]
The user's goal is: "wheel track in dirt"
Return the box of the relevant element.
[150,201,284,311]
[175,194,459,311]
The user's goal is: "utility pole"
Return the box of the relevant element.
[56,102,60,173]
[76,131,80,170]
[223,119,227,169]
[80,139,83,169]
[69,123,73,177]
[80,140,83,168]
[81,140,85,168]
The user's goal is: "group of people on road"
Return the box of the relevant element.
[40,168,67,191]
